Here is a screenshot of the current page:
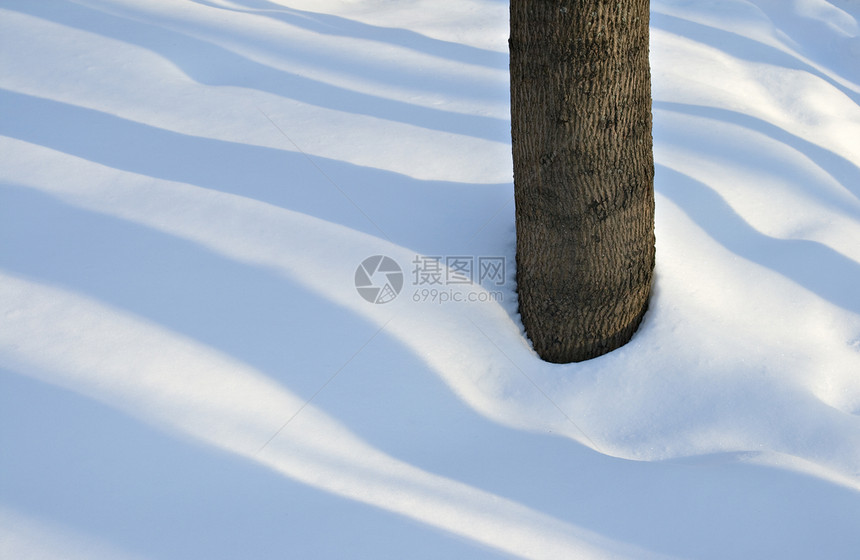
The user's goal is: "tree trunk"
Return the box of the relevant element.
[510,0,655,363]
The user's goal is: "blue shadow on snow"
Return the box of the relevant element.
[4,0,508,142]
[656,164,860,315]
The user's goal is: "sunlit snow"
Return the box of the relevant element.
[2,1,859,558]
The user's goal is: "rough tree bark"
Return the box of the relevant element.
[510,0,655,363]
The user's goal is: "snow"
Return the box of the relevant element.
[1,0,859,558]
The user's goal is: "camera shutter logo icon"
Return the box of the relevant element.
[355,255,403,304]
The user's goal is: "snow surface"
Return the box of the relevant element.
[2,0,859,558]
